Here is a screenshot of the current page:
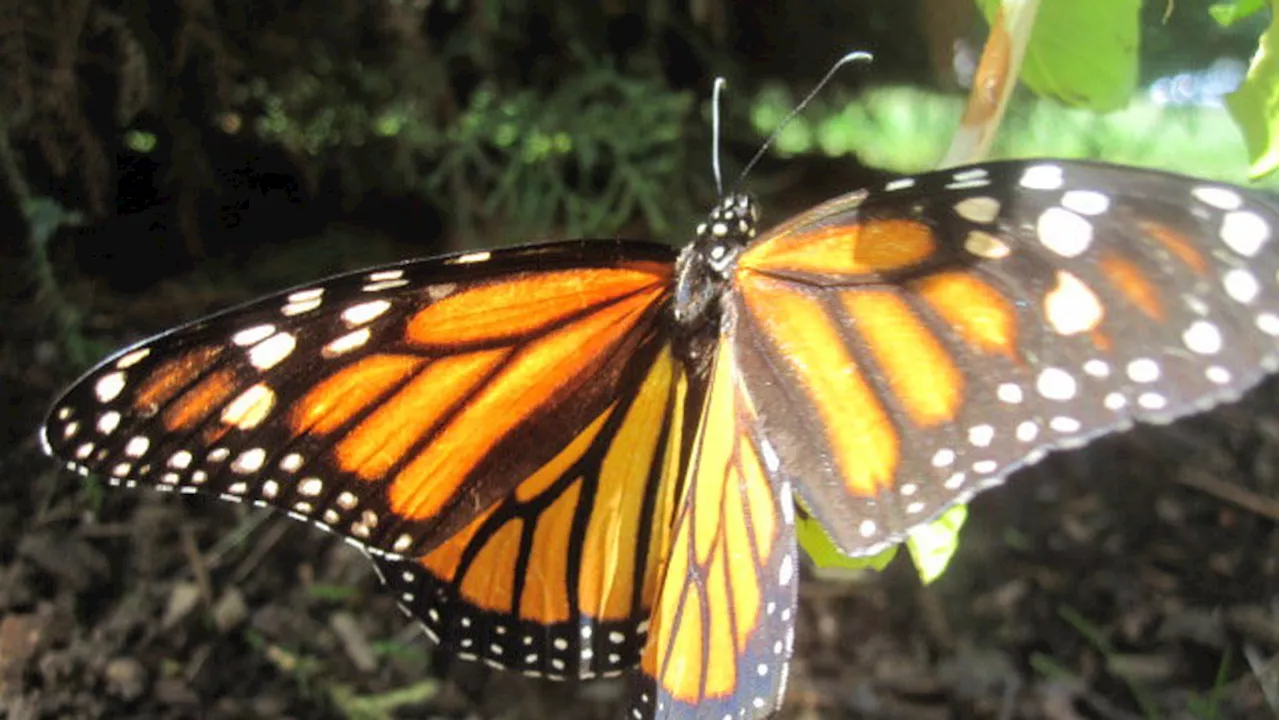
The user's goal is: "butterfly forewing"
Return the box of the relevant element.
[732,160,1279,557]
[42,240,679,560]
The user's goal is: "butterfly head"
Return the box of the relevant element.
[674,192,760,333]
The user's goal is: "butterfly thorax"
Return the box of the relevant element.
[673,192,759,325]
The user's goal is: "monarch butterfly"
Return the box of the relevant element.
[41,156,1278,718]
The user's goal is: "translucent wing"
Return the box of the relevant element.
[632,339,799,719]
[731,160,1278,556]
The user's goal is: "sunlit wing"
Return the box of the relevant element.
[372,343,699,679]
[42,240,677,561]
[632,339,799,720]
[731,160,1279,556]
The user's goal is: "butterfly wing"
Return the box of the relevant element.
[631,338,799,719]
[41,240,677,562]
[372,341,699,679]
[730,160,1278,556]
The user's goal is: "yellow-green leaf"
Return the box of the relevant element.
[976,0,1141,111]
[797,504,969,584]
[1223,0,1279,178]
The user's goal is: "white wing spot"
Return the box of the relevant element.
[75,442,94,459]
[906,501,926,514]
[227,481,248,495]
[778,553,794,585]
[972,460,998,474]
[115,348,151,369]
[262,479,280,499]
[1083,359,1111,378]
[954,196,1001,224]
[1061,189,1110,216]
[342,299,392,326]
[298,477,324,496]
[451,251,491,265]
[997,383,1023,403]
[858,519,877,537]
[249,332,297,370]
[362,279,409,292]
[1205,366,1232,384]
[885,177,915,191]
[95,372,127,403]
[231,448,267,474]
[1256,313,1279,336]
[288,288,324,303]
[97,411,122,435]
[233,324,276,346]
[323,328,372,357]
[1050,416,1082,433]
[368,269,405,282]
[931,448,956,467]
[1182,321,1223,355]
[1192,186,1242,210]
[393,534,413,553]
[62,421,80,439]
[963,230,1011,259]
[221,383,276,430]
[1138,392,1167,410]
[1015,421,1039,443]
[1019,164,1064,190]
[944,472,966,489]
[169,450,193,469]
[1037,207,1093,257]
[1036,367,1078,400]
[279,453,304,472]
[900,482,918,496]
[1126,358,1161,383]
[282,297,322,316]
[1044,271,1103,335]
[1220,211,1269,257]
[1104,392,1127,411]
[336,491,359,509]
[124,436,150,457]
[968,425,995,448]
[1223,269,1260,304]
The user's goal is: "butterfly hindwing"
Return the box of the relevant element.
[731,160,1278,556]
[372,342,697,679]
[632,339,799,719]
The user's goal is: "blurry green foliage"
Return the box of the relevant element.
[1216,0,1279,178]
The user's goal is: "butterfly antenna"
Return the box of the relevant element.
[733,50,874,191]
[712,77,727,198]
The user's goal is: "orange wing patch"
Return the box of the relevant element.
[1099,253,1165,321]
[737,272,899,498]
[738,218,937,276]
[914,270,1019,358]
[842,290,964,427]
[635,342,797,720]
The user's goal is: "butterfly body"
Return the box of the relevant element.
[41,159,1279,719]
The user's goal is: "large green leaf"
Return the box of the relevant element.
[976,0,1141,111]
[1219,0,1279,178]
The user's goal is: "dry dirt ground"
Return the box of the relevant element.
[1,224,1276,720]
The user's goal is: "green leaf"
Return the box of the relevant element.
[796,511,898,572]
[796,503,968,584]
[905,505,968,585]
[1224,0,1279,178]
[975,0,1141,111]
[1210,0,1267,26]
